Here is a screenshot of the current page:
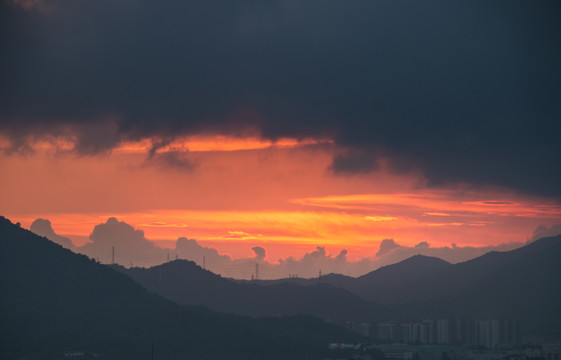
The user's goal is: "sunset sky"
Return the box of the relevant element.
[1,0,560,265]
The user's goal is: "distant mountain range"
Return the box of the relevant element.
[110,260,383,321]
[115,234,561,334]
[0,216,360,359]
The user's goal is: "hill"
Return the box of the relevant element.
[248,255,452,304]
[0,216,360,359]
[111,259,383,321]
[442,235,561,332]
[237,236,561,334]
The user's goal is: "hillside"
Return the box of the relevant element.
[443,235,561,332]
[383,235,561,334]
[234,236,561,334]
[112,259,383,320]
[0,216,360,359]
[247,255,452,304]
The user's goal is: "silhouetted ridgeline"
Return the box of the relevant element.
[116,234,561,335]
[110,260,384,320]
[0,216,360,360]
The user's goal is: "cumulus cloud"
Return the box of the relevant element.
[80,217,168,266]
[376,239,401,257]
[30,218,75,250]
[272,247,363,279]
[335,249,347,262]
[33,218,535,279]
[252,246,266,261]
[529,224,561,242]
[175,236,231,269]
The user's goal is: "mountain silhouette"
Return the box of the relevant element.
[111,259,383,321]
[250,254,453,304]
[115,234,561,335]
[0,216,360,359]
[440,235,561,333]
[271,236,561,334]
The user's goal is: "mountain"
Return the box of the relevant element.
[441,235,561,332]
[111,259,384,321]
[0,217,360,359]
[347,255,452,303]
[237,236,561,334]
[249,255,453,304]
[384,236,561,334]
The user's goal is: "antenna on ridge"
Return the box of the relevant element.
[255,263,259,280]
[111,246,115,264]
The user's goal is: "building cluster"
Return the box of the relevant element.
[325,341,561,360]
[543,342,561,360]
[346,319,519,348]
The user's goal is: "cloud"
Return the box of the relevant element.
[376,239,401,257]
[175,236,231,269]
[31,217,534,279]
[252,246,266,261]
[30,218,75,250]
[80,217,168,266]
[329,149,378,175]
[335,249,347,262]
[148,151,197,171]
[0,1,559,197]
[274,247,363,278]
[145,139,198,171]
[371,238,525,267]
[7,0,57,12]
[529,224,561,242]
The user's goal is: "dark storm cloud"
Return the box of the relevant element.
[148,151,198,171]
[329,149,379,175]
[1,0,560,196]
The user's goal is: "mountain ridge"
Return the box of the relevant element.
[113,233,561,335]
[111,259,384,320]
[0,216,360,359]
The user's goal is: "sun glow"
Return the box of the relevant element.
[1,134,560,260]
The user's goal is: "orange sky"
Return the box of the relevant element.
[1,135,560,260]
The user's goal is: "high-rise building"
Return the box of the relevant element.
[377,323,396,341]
[422,320,436,344]
[437,319,450,344]
[543,341,561,360]
[476,320,500,348]
[402,323,413,344]
[361,323,372,337]
[499,319,518,346]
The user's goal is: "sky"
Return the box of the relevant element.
[1,0,560,277]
